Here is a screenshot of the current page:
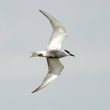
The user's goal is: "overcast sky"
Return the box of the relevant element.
[0,0,110,110]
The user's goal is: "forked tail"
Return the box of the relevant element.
[31,51,46,57]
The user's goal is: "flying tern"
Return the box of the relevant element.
[31,10,75,93]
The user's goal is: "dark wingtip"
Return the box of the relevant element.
[39,10,43,13]
[31,85,42,93]
[39,10,41,12]
[31,89,39,93]
[38,10,47,17]
[31,90,35,93]
[31,91,35,94]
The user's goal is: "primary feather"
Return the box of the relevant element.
[32,58,64,93]
[39,10,68,49]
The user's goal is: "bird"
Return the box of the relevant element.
[31,10,75,93]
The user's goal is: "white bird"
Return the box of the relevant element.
[31,10,75,93]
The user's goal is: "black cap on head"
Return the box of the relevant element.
[64,50,75,57]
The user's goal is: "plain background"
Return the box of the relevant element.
[0,0,110,110]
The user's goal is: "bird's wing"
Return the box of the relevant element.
[32,58,64,93]
[39,10,68,49]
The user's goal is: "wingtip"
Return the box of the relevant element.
[31,91,35,93]
[31,88,40,93]
[39,9,41,12]
[31,90,36,93]
[39,10,46,16]
[31,85,44,93]
[39,10,43,13]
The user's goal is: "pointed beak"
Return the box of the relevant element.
[70,53,75,57]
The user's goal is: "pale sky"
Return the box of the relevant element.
[0,0,110,110]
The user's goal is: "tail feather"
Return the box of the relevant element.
[31,51,45,57]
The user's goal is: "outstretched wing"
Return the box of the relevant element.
[32,58,64,93]
[39,10,68,49]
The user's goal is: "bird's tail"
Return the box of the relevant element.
[30,51,46,57]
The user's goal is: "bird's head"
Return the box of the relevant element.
[64,50,75,57]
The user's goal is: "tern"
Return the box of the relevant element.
[31,10,75,93]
